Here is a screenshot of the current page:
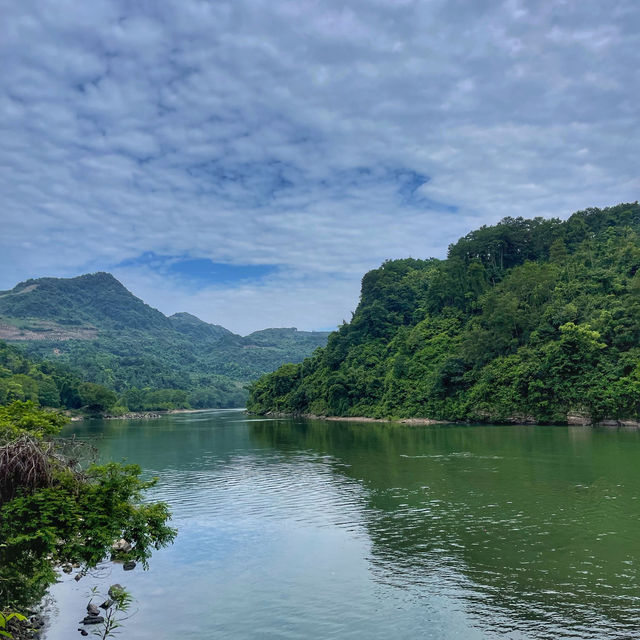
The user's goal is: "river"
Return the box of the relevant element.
[44,409,640,639]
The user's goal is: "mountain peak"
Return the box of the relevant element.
[0,272,169,331]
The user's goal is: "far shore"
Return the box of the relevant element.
[69,408,640,428]
[321,415,448,425]
[69,407,238,421]
[263,411,448,425]
[259,411,640,428]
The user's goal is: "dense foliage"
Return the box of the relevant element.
[0,274,328,409]
[0,401,175,609]
[0,340,119,413]
[249,203,640,424]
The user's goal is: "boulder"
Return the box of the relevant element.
[29,615,44,629]
[81,615,104,625]
[123,561,136,571]
[86,604,100,616]
[111,538,132,553]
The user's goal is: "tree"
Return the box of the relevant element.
[0,402,175,609]
[79,382,118,413]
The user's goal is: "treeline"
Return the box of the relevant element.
[20,327,324,407]
[120,380,246,411]
[0,341,244,414]
[0,341,117,412]
[249,202,640,424]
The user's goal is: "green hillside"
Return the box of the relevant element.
[0,272,170,330]
[0,273,329,409]
[0,339,118,412]
[248,202,640,425]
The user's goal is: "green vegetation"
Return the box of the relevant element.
[249,202,640,424]
[0,611,27,639]
[87,584,132,639]
[0,301,178,625]
[0,340,120,414]
[0,273,328,410]
[0,401,175,610]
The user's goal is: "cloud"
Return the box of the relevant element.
[1,0,639,332]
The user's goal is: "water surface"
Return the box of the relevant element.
[45,410,640,639]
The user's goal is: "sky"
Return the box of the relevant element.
[1,0,638,334]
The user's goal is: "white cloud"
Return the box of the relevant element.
[0,0,638,332]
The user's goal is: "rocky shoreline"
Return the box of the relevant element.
[70,408,211,422]
[263,411,448,425]
[4,610,46,640]
[262,411,640,428]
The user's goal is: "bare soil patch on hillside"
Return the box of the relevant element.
[0,319,96,341]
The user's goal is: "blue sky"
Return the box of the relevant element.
[1,0,638,334]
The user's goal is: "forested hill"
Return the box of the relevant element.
[0,273,328,409]
[249,202,640,425]
[0,272,173,331]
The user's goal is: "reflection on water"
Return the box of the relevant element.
[45,411,640,639]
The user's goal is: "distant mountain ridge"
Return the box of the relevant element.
[0,272,329,408]
[168,311,233,341]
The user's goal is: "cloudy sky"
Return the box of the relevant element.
[1,0,638,334]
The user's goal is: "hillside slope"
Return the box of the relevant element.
[0,273,328,408]
[249,202,640,424]
[0,339,119,412]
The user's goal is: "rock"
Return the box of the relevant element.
[29,615,44,629]
[108,584,124,598]
[86,603,100,616]
[123,560,136,571]
[81,615,104,625]
[567,411,591,426]
[78,630,88,636]
[111,538,132,553]
[597,419,619,427]
[99,599,114,610]
[62,563,73,574]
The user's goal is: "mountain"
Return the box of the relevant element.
[0,273,329,409]
[248,202,640,425]
[169,312,233,341]
[0,272,169,330]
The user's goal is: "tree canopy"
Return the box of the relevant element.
[249,202,640,424]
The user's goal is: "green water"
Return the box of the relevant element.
[46,410,640,639]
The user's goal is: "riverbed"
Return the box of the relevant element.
[44,410,640,639]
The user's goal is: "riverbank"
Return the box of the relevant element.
[263,411,449,425]
[262,411,640,428]
[69,408,225,422]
